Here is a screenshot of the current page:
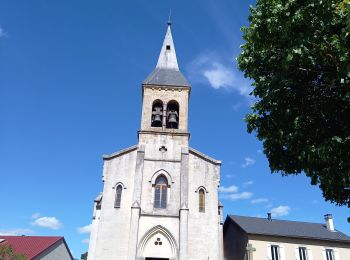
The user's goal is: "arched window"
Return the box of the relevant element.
[199,189,205,212]
[114,185,123,208]
[154,175,168,209]
[151,100,163,127]
[166,101,179,129]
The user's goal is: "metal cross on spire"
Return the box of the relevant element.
[168,9,172,26]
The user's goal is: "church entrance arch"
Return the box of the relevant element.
[138,225,177,260]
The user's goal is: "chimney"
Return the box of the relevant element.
[324,214,335,231]
[267,213,272,221]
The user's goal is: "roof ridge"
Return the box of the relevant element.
[229,214,325,226]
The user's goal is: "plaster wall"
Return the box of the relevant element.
[93,150,137,260]
[247,235,350,260]
[187,152,222,260]
[37,240,72,260]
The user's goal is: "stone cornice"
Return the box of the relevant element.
[102,145,138,160]
[189,147,222,165]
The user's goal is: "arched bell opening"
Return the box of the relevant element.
[166,101,179,129]
[151,100,164,127]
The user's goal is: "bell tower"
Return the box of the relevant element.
[87,18,223,260]
[139,19,190,141]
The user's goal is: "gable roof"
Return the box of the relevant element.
[0,236,73,260]
[227,215,350,243]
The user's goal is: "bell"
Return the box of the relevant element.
[153,114,162,123]
[151,106,163,127]
[168,113,178,123]
[167,110,178,128]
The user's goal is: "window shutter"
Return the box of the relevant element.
[267,244,272,260]
[280,245,285,260]
[334,249,340,260]
[307,247,313,260]
[322,249,327,260]
[295,246,300,260]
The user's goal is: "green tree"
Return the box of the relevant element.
[81,252,88,260]
[238,0,350,214]
[0,244,27,260]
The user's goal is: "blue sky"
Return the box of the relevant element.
[0,0,348,258]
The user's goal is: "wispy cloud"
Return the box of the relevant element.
[0,229,33,236]
[251,198,269,204]
[78,224,92,234]
[187,52,252,97]
[219,185,239,193]
[31,213,41,219]
[270,206,291,217]
[242,157,255,168]
[82,238,90,244]
[243,181,254,187]
[0,25,7,38]
[232,103,243,111]
[31,216,62,230]
[222,191,253,201]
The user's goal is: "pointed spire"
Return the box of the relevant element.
[155,20,179,70]
[143,18,190,87]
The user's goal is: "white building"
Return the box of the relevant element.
[87,20,223,260]
[223,214,350,260]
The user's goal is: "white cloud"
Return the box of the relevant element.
[271,206,291,217]
[242,157,255,168]
[218,185,239,193]
[82,238,90,244]
[0,26,7,38]
[31,213,41,219]
[225,174,234,179]
[243,181,254,187]
[222,192,253,201]
[232,103,242,111]
[78,224,92,234]
[0,229,33,236]
[31,216,62,230]
[251,198,269,204]
[187,52,253,97]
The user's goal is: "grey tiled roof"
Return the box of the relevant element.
[143,68,190,87]
[228,215,350,242]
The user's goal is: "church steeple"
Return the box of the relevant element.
[155,19,179,70]
[143,20,189,87]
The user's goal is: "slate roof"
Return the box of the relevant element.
[228,215,350,243]
[143,21,190,87]
[0,236,73,259]
[143,68,190,87]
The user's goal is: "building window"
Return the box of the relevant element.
[154,175,168,208]
[326,249,335,260]
[271,245,280,260]
[114,185,122,208]
[199,189,205,212]
[299,247,308,260]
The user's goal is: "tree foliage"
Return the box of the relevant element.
[0,244,27,260]
[238,0,350,211]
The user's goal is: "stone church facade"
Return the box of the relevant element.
[87,20,224,260]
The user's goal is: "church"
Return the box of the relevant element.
[87,19,224,260]
[86,21,350,260]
